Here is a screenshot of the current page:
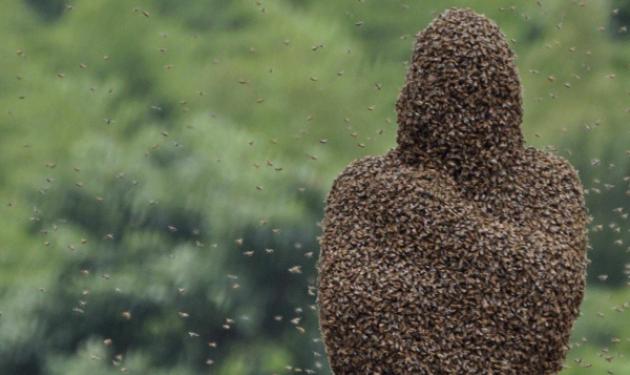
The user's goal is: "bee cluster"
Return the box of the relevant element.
[317,8,589,374]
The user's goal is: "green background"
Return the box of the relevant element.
[0,0,628,373]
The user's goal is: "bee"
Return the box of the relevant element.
[288,265,302,274]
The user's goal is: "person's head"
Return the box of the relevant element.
[396,8,524,172]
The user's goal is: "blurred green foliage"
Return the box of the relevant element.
[0,0,628,374]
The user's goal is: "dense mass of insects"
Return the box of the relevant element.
[317,8,589,374]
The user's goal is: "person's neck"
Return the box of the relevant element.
[391,142,523,192]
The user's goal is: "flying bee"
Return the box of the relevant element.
[288,265,302,274]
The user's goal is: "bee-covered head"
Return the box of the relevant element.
[395,8,524,173]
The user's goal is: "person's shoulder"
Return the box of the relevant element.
[335,154,389,180]
[523,147,581,180]
[324,154,387,205]
[519,147,585,200]
[327,151,451,202]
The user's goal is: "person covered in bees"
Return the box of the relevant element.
[317,7,588,375]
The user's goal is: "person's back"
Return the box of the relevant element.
[317,8,588,374]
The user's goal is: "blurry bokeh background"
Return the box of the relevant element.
[0,0,628,374]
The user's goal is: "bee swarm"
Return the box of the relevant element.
[317,8,589,374]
